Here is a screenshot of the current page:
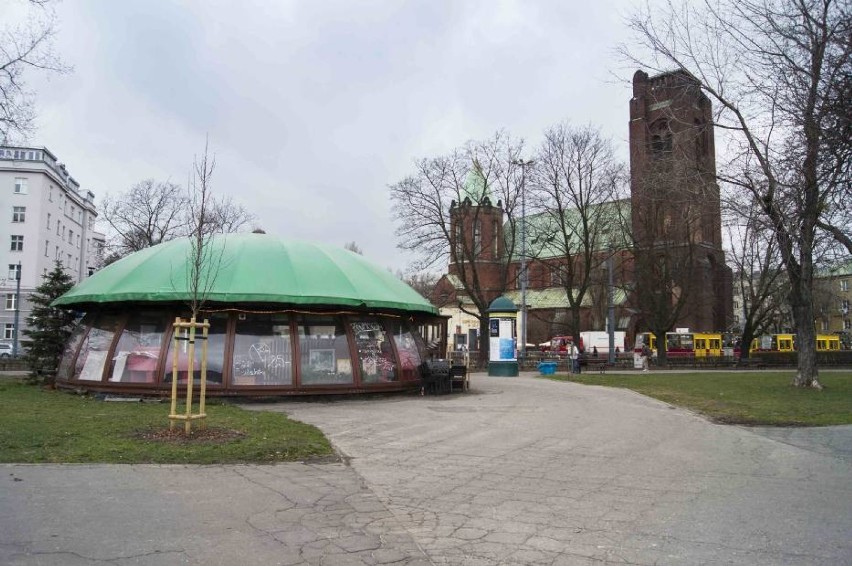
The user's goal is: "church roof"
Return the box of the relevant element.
[505,199,631,261]
[504,287,628,310]
[460,164,494,204]
[442,274,628,310]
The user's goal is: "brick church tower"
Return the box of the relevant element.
[446,168,505,301]
[629,69,732,332]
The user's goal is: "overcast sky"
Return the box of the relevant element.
[22,0,643,273]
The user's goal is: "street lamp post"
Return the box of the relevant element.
[607,252,616,364]
[512,159,534,367]
[13,261,21,357]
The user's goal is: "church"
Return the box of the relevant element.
[431,69,733,353]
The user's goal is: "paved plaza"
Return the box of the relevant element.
[2,372,851,565]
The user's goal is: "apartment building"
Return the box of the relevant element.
[0,145,106,354]
[815,260,852,340]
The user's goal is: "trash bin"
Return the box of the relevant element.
[538,361,557,375]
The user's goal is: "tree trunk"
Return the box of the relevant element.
[791,292,821,389]
[478,317,490,369]
[571,308,582,354]
[739,323,754,364]
[650,326,668,368]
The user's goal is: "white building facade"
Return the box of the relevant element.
[0,145,105,354]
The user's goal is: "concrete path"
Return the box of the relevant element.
[2,373,850,565]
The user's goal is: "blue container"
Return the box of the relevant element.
[538,361,557,375]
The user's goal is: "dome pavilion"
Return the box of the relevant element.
[53,234,446,395]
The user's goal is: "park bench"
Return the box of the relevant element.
[738,358,767,369]
[584,358,608,373]
[450,364,469,392]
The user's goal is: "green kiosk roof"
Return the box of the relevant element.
[55,234,438,315]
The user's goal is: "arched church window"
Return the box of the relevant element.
[453,224,462,260]
[650,120,672,157]
[473,219,482,256]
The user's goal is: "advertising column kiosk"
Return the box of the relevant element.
[487,296,518,377]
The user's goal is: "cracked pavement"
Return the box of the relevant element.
[2,372,851,565]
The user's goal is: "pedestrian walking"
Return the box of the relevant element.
[641,344,650,372]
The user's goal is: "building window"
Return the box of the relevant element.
[842,299,850,312]
[68,229,73,243]
[4,323,14,340]
[492,219,499,258]
[845,319,851,330]
[44,240,49,257]
[13,177,28,194]
[650,130,672,157]
[5,294,16,310]
[842,280,849,292]
[55,245,59,260]
[10,235,23,251]
[67,253,72,267]
[473,220,482,256]
[821,320,829,331]
[8,264,20,280]
[12,206,25,223]
[47,212,51,229]
[453,224,462,260]
[56,222,60,236]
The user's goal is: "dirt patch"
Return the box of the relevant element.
[136,426,246,444]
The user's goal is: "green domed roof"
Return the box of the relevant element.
[461,163,494,204]
[55,234,437,315]
[488,296,517,313]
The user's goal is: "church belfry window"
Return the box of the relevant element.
[650,120,672,157]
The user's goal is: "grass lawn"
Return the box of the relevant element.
[0,378,333,464]
[546,371,852,426]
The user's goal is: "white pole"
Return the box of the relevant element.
[512,159,534,367]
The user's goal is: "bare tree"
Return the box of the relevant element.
[395,269,440,301]
[207,196,256,235]
[724,197,788,361]
[624,0,850,387]
[527,123,628,351]
[100,180,190,257]
[100,179,256,260]
[390,131,526,362]
[185,141,223,318]
[344,241,363,255]
[0,0,68,143]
